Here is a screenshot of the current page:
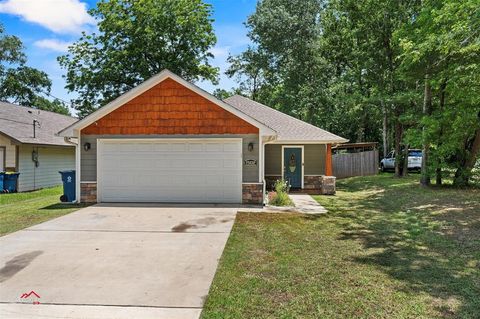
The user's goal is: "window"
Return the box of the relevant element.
[408,150,422,157]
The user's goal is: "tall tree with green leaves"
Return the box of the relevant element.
[59,0,219,118]
[397,0,480,186]
[0,24,70,115]
[225,47,270,101]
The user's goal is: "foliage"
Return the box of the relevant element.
[33,97,71,116]
[212,87,241,100]
[59,0,219,118]
[0,23,64,112]
[227,0,480,186]
[268,179,293,206]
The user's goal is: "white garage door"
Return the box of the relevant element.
[97,139,242,203]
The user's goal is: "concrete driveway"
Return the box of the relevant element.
[0,204,238,318]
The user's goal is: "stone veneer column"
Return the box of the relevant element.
[80,182,97,203]
[321,176,336,195]
[303,175,336,195]
[242,183,264,205]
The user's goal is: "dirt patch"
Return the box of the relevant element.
[0,251,43,283]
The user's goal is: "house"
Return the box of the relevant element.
[0,102,77,192]
[59,70,347,204]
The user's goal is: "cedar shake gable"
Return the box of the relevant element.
[82,78,259,135]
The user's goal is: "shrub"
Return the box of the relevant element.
[268,180,293,206]
[274,179,290,194]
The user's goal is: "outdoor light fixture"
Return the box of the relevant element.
[84,142,91,151]
[248,142,254,152]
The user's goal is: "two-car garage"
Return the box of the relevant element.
[97,139,243,203]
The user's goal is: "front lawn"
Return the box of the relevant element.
[202,174,480,318]
[0,186,85,236]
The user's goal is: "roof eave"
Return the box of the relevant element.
[266,138,349,144]
[0,131,22,145]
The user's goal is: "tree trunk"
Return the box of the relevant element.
[420,74,432,186]
[436,167,442,185]
[394,118,403,177]
[382,99,388,158]
[403,144,409,177]
[436,78,447,185]
[453,123,480,186]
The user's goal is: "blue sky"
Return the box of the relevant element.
[0,0,256,113]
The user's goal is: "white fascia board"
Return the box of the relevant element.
[59,69,276,137]
[266,139,349,145]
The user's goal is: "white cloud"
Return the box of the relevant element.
[0,0,95,34]
[34,38,72,52]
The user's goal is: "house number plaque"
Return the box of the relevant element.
[244,159,258,167]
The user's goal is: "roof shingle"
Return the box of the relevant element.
[224,95,348,143]
[0,102,77,146]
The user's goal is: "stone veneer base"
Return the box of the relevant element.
[82,181,264,204]
[265,175,336,195]
[242,183,264,205]
[80,182,97,203]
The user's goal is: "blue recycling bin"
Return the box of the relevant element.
[3,172,20,192]
[59,170,76,202]
[0,172,4,192]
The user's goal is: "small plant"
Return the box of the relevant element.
[268,180,293,206]
[274,179,290,194]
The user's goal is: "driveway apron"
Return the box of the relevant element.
[0,204,237,319]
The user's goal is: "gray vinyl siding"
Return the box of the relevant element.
[264,144,282,175]
[80,134,259,183]
[264,144,326,176]
[304,144,326,175]
[17,145,75,192]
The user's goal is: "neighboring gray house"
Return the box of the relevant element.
[0,102,77,192]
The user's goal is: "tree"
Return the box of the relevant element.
[0,66,51,106]
[34,96,71,116]
[225,47,269,101]
[228,0,479,186]
[0,24,56,109]
[213,88,241,100]
[397,0,480,186]
[59,0,219,118]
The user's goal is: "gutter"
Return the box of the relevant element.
[64,137,77,145]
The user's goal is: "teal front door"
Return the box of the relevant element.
[283,147,302,188]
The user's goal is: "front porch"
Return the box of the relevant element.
[263,143,335,195]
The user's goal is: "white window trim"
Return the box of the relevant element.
[281,145,304,189]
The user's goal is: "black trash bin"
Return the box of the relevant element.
[59,170,76,202]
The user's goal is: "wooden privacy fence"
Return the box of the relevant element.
[333,150,379,179]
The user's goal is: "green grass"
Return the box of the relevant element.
[0,186,86,236]
[201,173,480,319]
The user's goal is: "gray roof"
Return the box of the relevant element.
[0,102,77,146]
[224,95,348,143]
